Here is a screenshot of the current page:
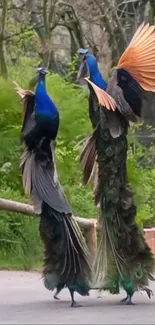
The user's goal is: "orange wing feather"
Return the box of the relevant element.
[84,77,117,111]
[117,23,155,92]
[85,23,155,111]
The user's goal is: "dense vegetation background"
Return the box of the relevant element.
[0,0,155,270]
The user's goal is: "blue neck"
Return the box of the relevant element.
[90,72,107,90]
[35,78,46,95]
[86,55,107,90]
[35,79,58,116]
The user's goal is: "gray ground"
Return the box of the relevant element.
[0,271,155,324]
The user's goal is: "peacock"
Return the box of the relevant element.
[77,23,155,305]
[14,67,91,307]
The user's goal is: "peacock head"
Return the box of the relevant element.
[37,66,48,80]
[77,48,90,80]
[28,67,48,89]
[77,49,100,82]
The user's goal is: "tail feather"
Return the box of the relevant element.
[27,141,72,215]
[21,139,92,294]
[80,131,97,185]
[20,141,68,215]
[40,203,91,293]
[92,106,155,294]
[20,145,33,197]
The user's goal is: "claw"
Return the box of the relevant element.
[120,294,135,305]
[97,293,102,298]
[53,285,63,301]
[71,301,82,308]
[69,288,82,308]
[120,296,128,303]
[53,295,60,300]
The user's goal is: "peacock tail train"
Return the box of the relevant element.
[15,79,92,305]
[78,23,155,299]
[81,95,155,298]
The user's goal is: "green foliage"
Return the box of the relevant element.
[64,54,79,83]
[127,146,155,227]
[0,61,155,269]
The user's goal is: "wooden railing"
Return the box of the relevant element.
[0,198,98,256]
[0,197,155,256]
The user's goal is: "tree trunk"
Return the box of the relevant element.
[0,36,8,78]
[149,0,155,23]
[0,0,8,78]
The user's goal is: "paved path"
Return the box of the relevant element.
[1,271,155,324]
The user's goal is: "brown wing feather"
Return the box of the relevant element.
[13,81,34,98]
[80,132,97,185]
[14,81,35,133]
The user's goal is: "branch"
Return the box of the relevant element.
[3,27,34,42]
[0,198,97,229]
[92,0,120,57]
[58,2,78,20]
[43,0,48,35]
[48,0,57,28]
[109,1,128,45]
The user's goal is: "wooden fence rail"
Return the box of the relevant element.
[0,198,98,256]
[0,198,155,256]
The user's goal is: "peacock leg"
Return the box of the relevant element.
[120,293,135,305]
[53,285,63,300]
[97,290,102,298]
[69,288,82,308]
[120,296,128,303]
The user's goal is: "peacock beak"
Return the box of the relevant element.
[77,62,85,80]
[77,61,90,81]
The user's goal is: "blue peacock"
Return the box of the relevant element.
[14,67,91,307]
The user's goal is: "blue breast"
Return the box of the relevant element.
[86,55,107,90]
[35,80,58,116]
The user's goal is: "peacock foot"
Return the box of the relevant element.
[120,294,135,305]
[120,296,128,303]
[97,291,102,298]
[69,288,82,308]
[71,301,82,308]
[53,285,64,301]
[53,294,60,300]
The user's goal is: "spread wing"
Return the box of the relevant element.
[86,23,155,134]
[106,71,140,123]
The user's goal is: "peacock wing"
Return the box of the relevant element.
[14,82,36,139]
[106,72,139,123]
